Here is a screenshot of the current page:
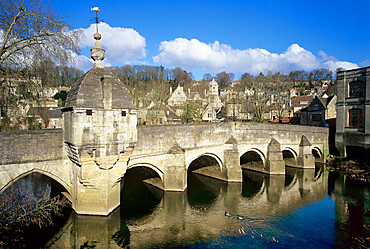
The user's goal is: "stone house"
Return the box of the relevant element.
[27,107,63,129]
[290,95,314,114]
[300,95,337,126]
[202,78,223,122]
[168,85,188,107]
[202,103,223,122]
[335,66,370,162]
[220,87,234,100]
[145,102,181,125]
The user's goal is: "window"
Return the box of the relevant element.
[349,81,364,97]
[86,110,92,115]
[349,109,363,127]
[121,111,126,117]
[311,114,321,121]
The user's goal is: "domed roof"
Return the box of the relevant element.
[65,67,134,109]
[210,78,218,86]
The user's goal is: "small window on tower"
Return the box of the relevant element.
[86,110,92,115]
[121,111,126,117]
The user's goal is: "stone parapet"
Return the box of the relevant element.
[0,129,63,165]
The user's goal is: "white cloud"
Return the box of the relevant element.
[66,52,92,71]
[360,59,370,67]
[153,38,358,74]
[78,22,146,64]
[323,60,359,73]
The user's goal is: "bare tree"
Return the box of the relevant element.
[216,71,235,89]
[0,0,80,129]
[0,0,80,69]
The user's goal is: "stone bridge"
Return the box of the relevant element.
[0,30,329,216]
[128,122,328,192]
[0,121,328,216]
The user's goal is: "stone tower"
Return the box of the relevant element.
[62,29,137,215]
[209,78,219,98]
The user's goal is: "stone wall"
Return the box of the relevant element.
[134,122,329,158]
[0,129,63,165]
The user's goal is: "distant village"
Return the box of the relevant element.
[0,66,339,131]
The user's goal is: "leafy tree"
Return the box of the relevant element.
[53,90,68,102]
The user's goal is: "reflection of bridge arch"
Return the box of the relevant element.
[240,148,266,170]
[285,167,298,190]
[285,175,298,190]
[0,168,71,196]
[282,147,297,166]
[127,163,164,182]
[242,171,266,199]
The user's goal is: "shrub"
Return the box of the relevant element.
[0,185,70,248]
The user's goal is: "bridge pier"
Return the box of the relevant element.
[224,136,242,182]
[71,152,128,215]
[163,143,187,191]
[297,136,315,169]
[266,138,285,174]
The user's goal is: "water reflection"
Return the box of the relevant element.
[5,165,368,248]
[120,168,162,220]
[329,174,370,248]
[0,173,71,249]
[187,173,225,209]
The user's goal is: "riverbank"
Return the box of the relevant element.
[326,157,370,183]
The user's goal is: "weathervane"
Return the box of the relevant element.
[91,7,101,33]
[90,7,105,68]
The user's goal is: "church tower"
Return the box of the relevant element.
[209,78,219,97]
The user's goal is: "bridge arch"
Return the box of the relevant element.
[187,153,223,171]
[312,147,323,161]
[187,153,225,181]
[282,147,298,166]
[240,148,266,171]
[0,168,71,196]
[126,163,164,182]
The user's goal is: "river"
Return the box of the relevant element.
[5,165,370,248]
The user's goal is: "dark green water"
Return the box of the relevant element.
[5,166,370,248]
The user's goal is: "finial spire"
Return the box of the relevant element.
[90,7,105,68]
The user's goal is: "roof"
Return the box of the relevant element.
[291,95,314,108]
[210,78,218,86]
[27,107,62,119]
[65,67,134,109]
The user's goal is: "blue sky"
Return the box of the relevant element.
[54,0,369,79]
